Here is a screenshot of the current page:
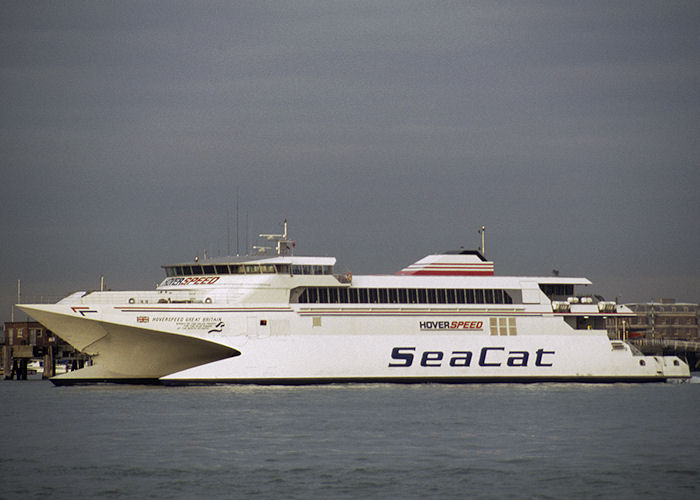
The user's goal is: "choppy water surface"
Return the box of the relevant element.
[2,379,699,499]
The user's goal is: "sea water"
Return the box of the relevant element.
[1,379,698,499]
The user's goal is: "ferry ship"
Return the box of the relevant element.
[19,223,690,385]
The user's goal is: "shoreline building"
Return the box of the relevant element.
[622,299,699,340]
[2,321,88,379]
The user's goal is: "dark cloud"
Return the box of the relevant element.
[2,1,699,319]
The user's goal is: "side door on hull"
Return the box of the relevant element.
[247,316,270,338]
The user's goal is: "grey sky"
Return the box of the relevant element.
[2,1,699,320]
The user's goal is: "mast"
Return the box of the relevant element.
[256,220,295,255]
[478,225,486,256]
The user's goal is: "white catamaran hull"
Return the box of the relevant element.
[19,303,689,385]
[18,223,690,385]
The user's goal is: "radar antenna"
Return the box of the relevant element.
[254,220,295,256]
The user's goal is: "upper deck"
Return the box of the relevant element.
[162,255,337,280]
[74,222,617,315]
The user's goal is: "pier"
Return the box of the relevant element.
[629,338,700,370]
[2,321,89,380]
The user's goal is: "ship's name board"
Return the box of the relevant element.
[419,320,483,331]
[389,347,555,368]
[162,276,220,286]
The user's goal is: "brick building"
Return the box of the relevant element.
[2,321,86,378]
[622,299,699,340]
[3,321,52,349]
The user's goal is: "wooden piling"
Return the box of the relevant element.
[2,346,12,380]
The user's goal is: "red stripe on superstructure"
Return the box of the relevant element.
[399,263,494,275]
[396,270,494,276]
[405,264,493,268]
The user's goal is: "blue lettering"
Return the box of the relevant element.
[389,347,415,367]
[535,349,555,367]
[479,347,504,367]
[449,351,473,367]
[389,347,554,368]
[421,351,443,367]
[506,351,529,367]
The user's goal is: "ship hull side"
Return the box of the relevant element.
[161,332,690,384]
[20,304,690,385]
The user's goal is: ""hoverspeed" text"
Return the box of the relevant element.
[388,347,555,367]
[419,321,483,330]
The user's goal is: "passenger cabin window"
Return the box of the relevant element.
[293,287,515,305]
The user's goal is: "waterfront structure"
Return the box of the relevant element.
[18,223,689,385]
[2,321,87,379]
[621,300,699,340]
[2,321,82,357]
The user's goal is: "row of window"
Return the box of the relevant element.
[539,284,574,299]
[164,264,335,277]
[629,305,696,313]
[631,318,697,326]
[293,287,515,305]
[3,328,44,345]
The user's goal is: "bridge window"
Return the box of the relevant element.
[540,284,574,300]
